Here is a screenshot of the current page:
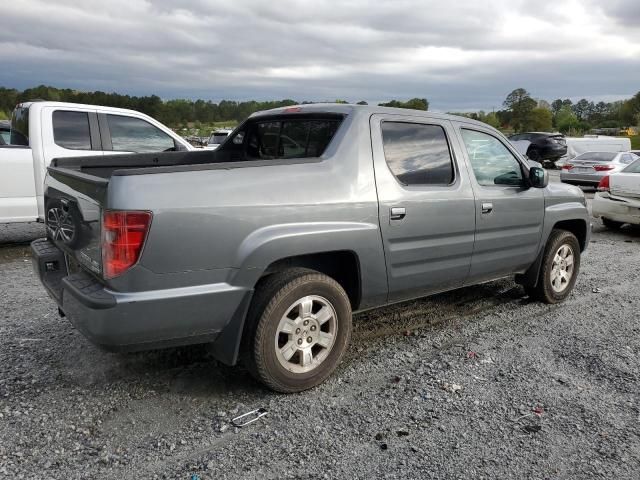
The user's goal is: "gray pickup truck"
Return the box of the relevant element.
[32,104,590,392]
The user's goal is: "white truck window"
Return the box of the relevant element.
[52,111,93,150]
[107,115,175,153]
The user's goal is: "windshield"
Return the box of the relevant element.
[573,152,617,162]
[10,106,30,146]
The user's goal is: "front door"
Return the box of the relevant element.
[454,125,544,283]
[370,114,476,302]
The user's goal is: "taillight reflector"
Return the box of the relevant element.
[102,210,152,279]
[597,175,610,192]
[593,165,614,172]
[561,164,573,170]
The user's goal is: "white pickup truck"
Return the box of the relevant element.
[0,101,193,223]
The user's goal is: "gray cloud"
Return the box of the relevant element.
[0,0,638,111]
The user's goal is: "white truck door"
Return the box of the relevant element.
[0,147,39,222]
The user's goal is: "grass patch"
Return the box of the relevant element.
[630,135,640,150]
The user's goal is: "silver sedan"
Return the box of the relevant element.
[560,151,638,187]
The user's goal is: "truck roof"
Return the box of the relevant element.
[16,101,153,117]
[251,103,490,129]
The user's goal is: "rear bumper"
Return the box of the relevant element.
[560,172,604,186]
[31,238,251,352]
[592,193,640,225]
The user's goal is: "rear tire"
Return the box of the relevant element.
[244,268,352,393]
[526,229,581,304]
[527,148,541,162]
[602,217,624,230]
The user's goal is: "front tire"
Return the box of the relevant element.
[526,229,581,304]
[245,268,352,393]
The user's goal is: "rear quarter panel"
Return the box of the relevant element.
[106,110,389,308]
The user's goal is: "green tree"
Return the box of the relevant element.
[528,108,553,131]
[503,88,537,132]
[572,99,591,121]
[555,106,580,134]
[378,98,429,110]
[480,111,500,128]
[620,92,640,126]
[551,99,563,115]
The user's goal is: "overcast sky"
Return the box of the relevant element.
[0,0,638,111]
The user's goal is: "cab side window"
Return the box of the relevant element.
[52,111,93,150]
[107,115,176,153]
[461,129,524,187]
[381,122,454,186]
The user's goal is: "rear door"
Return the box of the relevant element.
[41,107,103,167]
[454,124,544,283]
[370,114,476,302]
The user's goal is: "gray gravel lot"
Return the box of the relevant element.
[1,183,639,479]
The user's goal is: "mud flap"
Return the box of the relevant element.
[208,290,253,366]
[515,247,544,288]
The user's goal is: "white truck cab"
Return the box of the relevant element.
[0,101,193,223]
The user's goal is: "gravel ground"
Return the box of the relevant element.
[1,184,639,479]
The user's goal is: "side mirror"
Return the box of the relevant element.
[529,166,548,188]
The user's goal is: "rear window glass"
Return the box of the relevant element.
[381,122,454,185]
[10,107,30,146]
[209,132,229,144]
[53,110,92,150]
[242,118,341,160]
[574,152,617,162]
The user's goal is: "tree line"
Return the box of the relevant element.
[456,88,640,134]
[0,85,428,126]
[2,84,636,135]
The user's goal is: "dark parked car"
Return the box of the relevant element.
[509,132,567,166]
[0,120,10,145]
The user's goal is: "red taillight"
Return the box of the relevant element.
[597,175,610,192]
[102,210,152,279]
[594,165,614,172]
[561,164,573,170]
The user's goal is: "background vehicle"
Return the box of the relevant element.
[560,151,639,187]
[32,104,590,393]
[593,159,640,229]
[0,119,10,145]
[205,128,233,149]
[556,136,632,167]
[508,132,567,166]
[0,101,193,223]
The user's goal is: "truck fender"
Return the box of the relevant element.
[230,221,382,289]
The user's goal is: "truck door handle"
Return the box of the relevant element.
[481,202,493,214]
[390,207,406,220]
